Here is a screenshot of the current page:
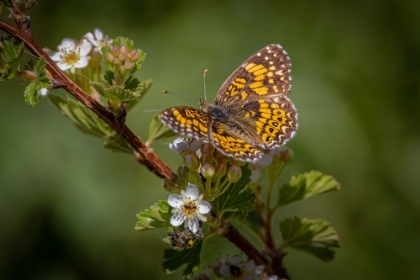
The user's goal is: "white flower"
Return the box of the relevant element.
[167,184,211,233]
[215,255,265,280]
[50,38,92,73]
[37,88,49,97]
[169,137,203,157]
[85,28,112,53]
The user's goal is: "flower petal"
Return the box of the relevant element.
[185,184,199,200]
[56,61,72,70]
[218,264,230,278]
[244,260,255,272]
[187,217,199,233]
[94,28,103,40]
[170,212,185,226]
[85,32,97,46]
[169,138,189,154]
[74,57,89,68]
[78,40,92,56]
[190,139,203,151]
[198,200,211,214]
[60,38,76,49]
[167,194,184,208]
[49,52,63,61]
[37,88,49,96]
[229,255,243,265]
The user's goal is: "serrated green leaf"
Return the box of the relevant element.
[126,79,152,111]
[0,36,24,81]
[23,83,38,106]
[48,95,112,137]
[163,240,202,277]
[213,165,256,220]
[146,113,177,145]
[135,200,172,231]
[91,82,141,102]
[276,171,340,208]
[280,216,340,262]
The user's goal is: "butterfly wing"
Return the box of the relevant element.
[215,44,292,106]
[231,95,298,149]
[209,121,265,162]
[159,106,210,140]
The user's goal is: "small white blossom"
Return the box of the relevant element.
[214,255,266,280]
[37,88,49,97]
[50,38,92,73]
[167,184,211,233]
[85,28,112,53]
[169,137,203,157]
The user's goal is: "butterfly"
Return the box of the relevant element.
[160,44,298,163]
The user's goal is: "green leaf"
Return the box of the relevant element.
[0,36,24,82]
[48,95,112,138]
[276,171,340,208]
[126,79,152,111]
[23,57,52,106]
[280,216,340,262]
[23,83,38,106]
[213,165,256,220]
[135,200,172,231]
[146,113,177,145]
[163,240,202,277]
[91,82,141,102]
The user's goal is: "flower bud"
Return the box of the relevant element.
[227,165,241,183]
[187,170,200,185]
[201,143,214,154]
[128,49,139,61]
[201,163,215,179]
[112,46,120,56]
[163,179,179,193]
[177,166,189,179]
[118,52,127,62]
[170,172,179,182]
[124,61,134,71]
[215,159,227,177]
[106,52,114,63]
[184,153,200,171]
[200,153,213,166]
[119,45,127,54]
[112,57,120,64]
[175,176,187,189]
[278,147,294,164]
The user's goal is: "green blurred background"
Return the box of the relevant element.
[1,0,419,279]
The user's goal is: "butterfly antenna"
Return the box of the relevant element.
[203,69,208,101]
[162,90,199,101]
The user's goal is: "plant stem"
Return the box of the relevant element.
[0,20,172,180]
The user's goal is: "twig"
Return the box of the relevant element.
[0,19,172,180]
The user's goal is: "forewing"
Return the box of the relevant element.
[159,107,210,140]
[215,44,292,106]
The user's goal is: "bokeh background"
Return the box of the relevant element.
[1,0,419,279]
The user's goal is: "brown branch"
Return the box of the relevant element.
[0,20,172,180]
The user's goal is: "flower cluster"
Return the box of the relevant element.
[39,28,111,97]
[195,255,280,280]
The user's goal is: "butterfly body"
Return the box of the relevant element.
[160,44,298,162]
